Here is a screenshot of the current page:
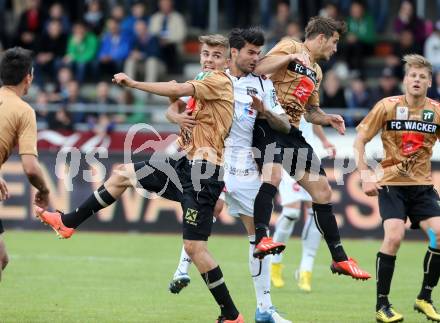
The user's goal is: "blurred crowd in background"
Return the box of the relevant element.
[0,0,439,131]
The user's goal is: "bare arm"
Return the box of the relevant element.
[255,53,310,76]
[305,105,345,135]
[166,100,186,123]
[113,73,195,98]
[251,95,291,134]
[21,154,50,208]
[166,100,197,130]
[0,176,9,201]
[353,132,382,196]
[312,124,336,158]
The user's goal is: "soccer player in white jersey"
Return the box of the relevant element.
[168,28,293,323]
[271,117,336,292]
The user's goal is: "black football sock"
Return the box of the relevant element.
[61,185,116,228]
[376,252,396,310]
[254,182,278,244]
[312,203,347,261]
[201,266,239,320]
[418,247,440,301]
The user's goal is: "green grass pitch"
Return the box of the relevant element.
[0,231,437,322]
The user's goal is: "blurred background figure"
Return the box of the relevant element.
[344,0,376,74]
[371,67,401,103]
[64,21,99,83]
[15,0,46,51]
[97,17,131,81]
[83,0,105,35]
[393,0,427,47]
[124,20,163,84]
[149,0,186,74]
[321,70,347,109]
[267,1,293,48]
[34,19,67,88]
[424,20,440,72]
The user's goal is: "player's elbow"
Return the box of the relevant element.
[21,156,40,178]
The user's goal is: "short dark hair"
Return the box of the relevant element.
[305,16,347,40]
[0,47,33,86]
[229,27,265,50]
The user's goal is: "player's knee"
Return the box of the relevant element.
[427,227,440,249]
[384,234,403,252]
[270,171,282,187]
[311,183,332,204]
[183,240,204,258]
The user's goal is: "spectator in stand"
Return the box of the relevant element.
[346,76,373,126]
[64,80,88,123]
[64,21,99,83]
[344,0,376,73]
[84,0,105,35]
[366,0,389,33]
[347,77,373,108]
[48,66,73,102]
[45,3,71,34]
[34,19,68,88]
[110,4,125,21]
[96,81,117,105]
[371,67,401,103]
[35,91,50,122]
[393,0,427,47]
[97,18,132,81]
[149,0,186,74]
[428,70,440,101]
[188,0,208,30]
[319,2,342,20]
[424,20,440,72]
[47,106,74,131]
[321,70,347,108]
[284,20,303,41]
[88,82,117,129]
[15,0,46,50]
[121,1,149,35]
[267,1,292,48]
[124,20,163,85]
[386,28,423,78]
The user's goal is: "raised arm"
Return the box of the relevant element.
[255,52,310,76]
[113,73,195,99]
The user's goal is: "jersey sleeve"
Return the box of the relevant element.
[18,107,38,156]
[262,79,285,115]
[356,100,387,141]
[266,39,297,57]
[306,65,322,107]
[186,72,231,101]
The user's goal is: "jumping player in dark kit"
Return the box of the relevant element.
[252,16,371,280]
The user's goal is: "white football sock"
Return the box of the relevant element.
[272,207,300,263]
[174,245,192,278]
[249,235,272,312]
[299,208,321,272]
